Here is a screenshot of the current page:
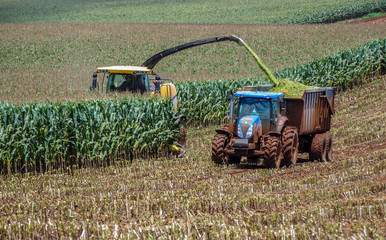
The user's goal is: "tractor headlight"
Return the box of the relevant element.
[237,124,243,138]
[245,125,253,138]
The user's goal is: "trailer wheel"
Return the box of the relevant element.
[324,133,333,161]
[263,136,282,168]
[310,134,327,162]
[282,126,299,167]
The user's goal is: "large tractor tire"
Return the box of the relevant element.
[263,136,282,168]
[309,134,327,162]
[212,133,229,164]
[281,126,299,167]
[211,125,230,165]
[325,133,333,162]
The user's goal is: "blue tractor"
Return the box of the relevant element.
[212,86,335,168]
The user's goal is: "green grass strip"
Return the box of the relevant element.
[288,1,386,24]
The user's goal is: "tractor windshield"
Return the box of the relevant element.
[238,98,270,120]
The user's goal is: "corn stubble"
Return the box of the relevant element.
[0,76,384,239]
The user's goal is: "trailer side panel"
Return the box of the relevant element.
[284,98,304,132]
[298,88,335,136]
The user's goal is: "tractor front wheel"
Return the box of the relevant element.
[263,136,282,168]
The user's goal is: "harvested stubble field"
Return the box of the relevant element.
[0,75,384,239]
[1,23,385,103]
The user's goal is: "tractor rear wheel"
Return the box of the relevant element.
[282,126,299,167]
[263,136,282,168]
[310,134,327,162]
[212,133,229,164]
[325,133,333,161]
[211,125,230,165]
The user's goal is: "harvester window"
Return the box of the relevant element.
[107,74,150,93]
[114,74,126,88]
[238,98,269,120]
[108,74,127,91]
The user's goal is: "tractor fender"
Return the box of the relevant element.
[275,116,288,133]
[268,131,282,137]
[215,129,232,138]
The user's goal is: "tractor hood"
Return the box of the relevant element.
[237,115,261,139]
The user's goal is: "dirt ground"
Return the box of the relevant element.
[349,15,386,24]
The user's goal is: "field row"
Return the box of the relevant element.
[288,1,386,24]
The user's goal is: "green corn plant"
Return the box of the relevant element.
[0,97,179,173]
[287,1,386,24]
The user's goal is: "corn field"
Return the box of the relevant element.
[276,38,385,88]
[0,98,179,174]
[288,1,386,24]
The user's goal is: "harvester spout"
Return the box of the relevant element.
[141,35,242,69]
[141,35,279,86]
[230,35,246,46]
[234,36,279,86]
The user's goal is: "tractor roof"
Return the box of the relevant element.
[97,66,151,75]
[236,91,283,99]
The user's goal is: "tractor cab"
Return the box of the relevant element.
[230,86,284,139]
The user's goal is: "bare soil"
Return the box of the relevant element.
[348,15,386,24]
